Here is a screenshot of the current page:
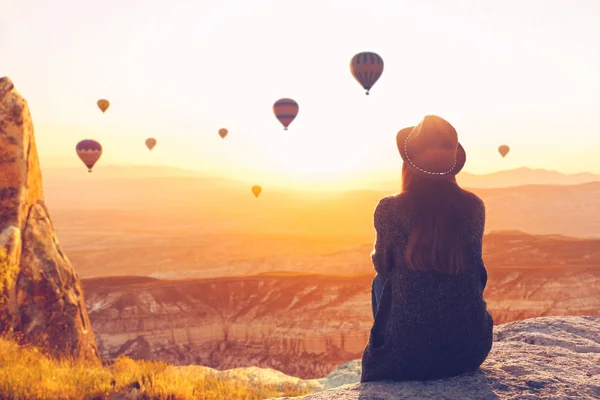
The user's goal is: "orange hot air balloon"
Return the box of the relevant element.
[498,145,510,158]
[97,99,110,113]
[218,128,228,139]
[146,138,157,150]
[251,185,262,198]
[273,98,298,130]
[350,52,384,95]
[76,139,102,172]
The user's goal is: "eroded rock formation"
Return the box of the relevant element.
[85,275,369,378]
[0,77,99,363]
[83,259,600,378]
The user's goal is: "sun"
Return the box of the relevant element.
[262,134,367,182]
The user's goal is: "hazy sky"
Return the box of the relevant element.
[2,0,600,184]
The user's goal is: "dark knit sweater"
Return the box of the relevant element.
[360,192,494,382]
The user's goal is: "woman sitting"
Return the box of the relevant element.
[361,115,494,382]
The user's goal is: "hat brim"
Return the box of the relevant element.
[396,126,466,178]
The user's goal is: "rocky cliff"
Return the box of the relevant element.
[83,256,600,379]
[85,274,370,379]
[268,316,600,400]
[0,77,99,363]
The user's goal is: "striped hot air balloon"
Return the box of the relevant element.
[76,139,102,172]
[273,98,299,130]
[350,52,384,95]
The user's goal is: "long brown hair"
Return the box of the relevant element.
[401,163,470,274]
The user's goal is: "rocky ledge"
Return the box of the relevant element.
[269,316,600,400]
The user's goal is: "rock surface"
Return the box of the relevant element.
[0,77,99,363]
[268,316,600,399]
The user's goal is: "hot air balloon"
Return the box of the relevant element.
[218,128,228,139]
[97,99,109,113]
[146,138,157,151]
[76,139,102,172]
[350,52,384,95]
[498,145,510,158]
[273,98,298,130]
[251,185,262,198]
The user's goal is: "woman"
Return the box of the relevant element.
[361,115,494,383]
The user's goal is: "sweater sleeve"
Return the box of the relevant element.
[371,197,397,276]
[474,198,488,290]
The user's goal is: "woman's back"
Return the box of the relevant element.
[361,193,493,382]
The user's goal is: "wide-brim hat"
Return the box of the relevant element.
[396,115,466,179]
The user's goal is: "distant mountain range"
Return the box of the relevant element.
[459,167,600,188]
[371,167,600,190]
[42,165,600,189]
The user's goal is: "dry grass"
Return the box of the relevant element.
[0,337,315,400]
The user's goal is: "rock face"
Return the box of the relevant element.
[0,77,99,363]
[269,316,600,400]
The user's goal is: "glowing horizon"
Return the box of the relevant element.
[3,0,600,183]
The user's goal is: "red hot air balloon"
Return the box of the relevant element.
[218,128,228,139]
[76,140,102,172]
[498,145,510,158]
[145,138,157,150]
[273,98,298,130]
[350,52,384,95]
[97,99,109,113]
